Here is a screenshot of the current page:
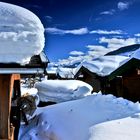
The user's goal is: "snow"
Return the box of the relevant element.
[47,66,57,74]
[89,115,140,140]
[47,66,77,79]
[76,55,129,76]
[56,67,77,78]
[133,48,140,60]
[21,87,38,96]
[0,2,44,64]
[21,87,39,106]
[35,80,93,102]
[19,94,140,140]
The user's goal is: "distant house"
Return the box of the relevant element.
[0,51,49,77]
[47,68,58,80]
[75,57,140,102]
[75,66,102,92]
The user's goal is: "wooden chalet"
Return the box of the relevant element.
[0,51,49,140]
[75,66,103,92]
[103,58,140,102]
[75,58,140,102]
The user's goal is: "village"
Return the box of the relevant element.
[0,1,140,140]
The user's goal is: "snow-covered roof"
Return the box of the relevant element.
[0,2,45,64]
[75,55,129,77]
[0,52,49,74]
[0,68,44,74]
[39,52,49,63]
[108,57,140,80]
[47,67,57,74]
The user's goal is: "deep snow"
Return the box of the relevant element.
[19,93,140,140]
[0,2,44,64]
[35,80,93,103]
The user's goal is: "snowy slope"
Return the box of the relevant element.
[105,44,140,56]
[0,2,44,64]
[89,115,140,140]
[19,94,140,140]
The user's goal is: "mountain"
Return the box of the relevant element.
[105,44,140,56]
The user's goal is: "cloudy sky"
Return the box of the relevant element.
[2,0,140,62]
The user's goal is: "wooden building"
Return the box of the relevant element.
[75,66,103,92]
[47,71,58,79]
[103,58,140,102]
[0,51,49,140]
[0,52,49,76]
[75,58,140,102]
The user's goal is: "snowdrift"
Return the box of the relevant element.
[35,80,93,102]
[0,2,44,64]
[19,94,140,140]
[89,115,140,140]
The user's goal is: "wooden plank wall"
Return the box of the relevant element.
[0,74,20,140]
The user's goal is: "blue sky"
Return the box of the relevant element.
[2,0,140,62]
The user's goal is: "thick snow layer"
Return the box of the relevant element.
[89,115,140,140]
[0,2,44,64]
[19,94,140,140]
[35,80,93,102]
[76,55,129,76]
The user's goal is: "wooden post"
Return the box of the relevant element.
[0,74,20,140]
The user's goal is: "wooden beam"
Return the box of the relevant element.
[0,74,20,140]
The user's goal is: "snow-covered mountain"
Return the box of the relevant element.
[105,44,140,57]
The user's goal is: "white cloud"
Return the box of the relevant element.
[45,16,52,20]
[86,37,140,58]
[45,16,53,22]
[86,45,106,51]
[69,51,84,56]
[99,37,139,49]
[100,9,115,15]
[46,27,89,35]
[118,2,130,11]
[135,33,140,37]
[58,55,85,66]
[90,29,124,35]
[86,45,110,57]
